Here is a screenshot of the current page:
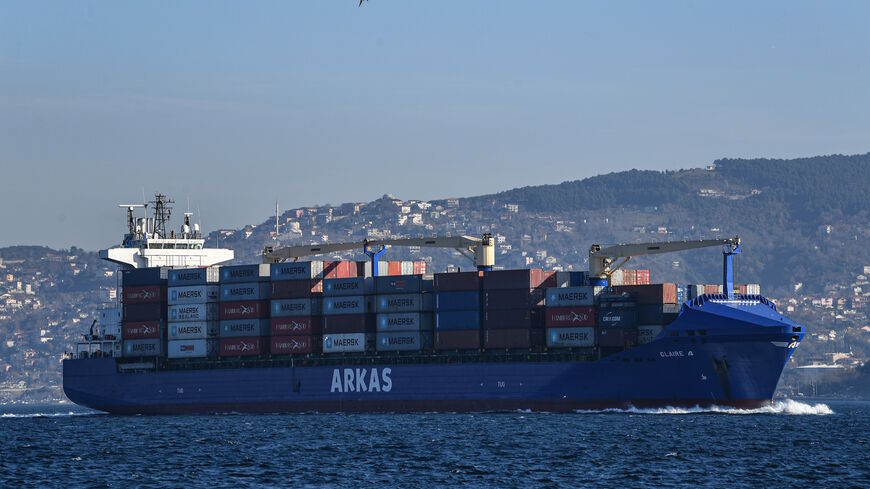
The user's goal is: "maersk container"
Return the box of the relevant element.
[435,310,480,331]
[220,282,271,301]
[374,275,423,294]
[481,269,556,291]
[323,295,369,315]
[122,285,166,304]
[167,339,218,359]
[271,261,324,281]
[433,271,481,292]
[271,335,320,355]
[271,298,322,317]
[598,306,637,328]
[484,328,535,349]
[220,319,270,338]
[376,312,433,332]
[168,285,219,305]
[376,331,433,352]
[544,306,596,327]
[168,267,219,287]
[484,289,545,309]
[546,327,595,348]
[219,300,269,320]
[220,264,270,284]
[322,333,375,353]
[271,316,323,336]
[271,280,323,299]
[545,286,601,307]
[637,325,664,344]
[637,304,681,325]
[482,308,544,330]
[322,314,376,334]
[375,293,434,313]
[123,303,165,322]
[435,330,480,350]
[122,338,162,357]
[612,284,678,305]
[121,267,167,287]
[322,260,358,280]
[122,320,162,340]
[435,291,480,311]
[169,303,219,322]
[323,277,371,297]
[219,337,264,357]
[168,321,219,340]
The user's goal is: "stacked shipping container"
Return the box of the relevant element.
[481,269,553,349]
[219,264,271,357]
[434,271,482,350]
[373,275,434,352]
[270,261,328,355]
[543,284,601,349]
[166,267,219,359]
[120,268,167,358]
[322,276,375,353]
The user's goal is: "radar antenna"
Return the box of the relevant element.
[149,193,174,239]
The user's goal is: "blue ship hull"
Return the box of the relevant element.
[63,296,804,414]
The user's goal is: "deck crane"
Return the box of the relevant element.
[589,236,741,298]
[262,233,495,275]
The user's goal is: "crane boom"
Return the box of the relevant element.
[589,236,740,278]
[262,234,495,271]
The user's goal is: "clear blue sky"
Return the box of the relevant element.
[1,1,868,250]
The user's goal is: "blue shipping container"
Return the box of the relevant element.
[569,271,589,287]
[374,275,424,294]
[323,277,371,297]
[598,306,638,328]
[168,267,219,287]
[270,261,324,281]
[220,319,270,338]
[271,298,323,317]
[122,268,166,287]
[220,282,271,301]
[435,310,481,331]
[375,293,434,313]
[376,313,434,332]
[323,296,369,315]
[220,264,270,284]
[435,291,480,311]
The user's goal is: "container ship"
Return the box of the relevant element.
[62,195,804,414]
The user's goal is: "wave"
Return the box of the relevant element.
[0,411,102,419]
[576,399,833,416]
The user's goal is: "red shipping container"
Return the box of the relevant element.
[413,261,427,275]
[270,316,322,336]
[271,280,323,299]
[219,337,264,357]
[482,269,556,290]
[122,320,162,339]
[636,270,651,285]
[387,261,402,276]
[270,335,321,355]
[435,330,481,350]
[484,289,545,309]
[622,269,637,286]
[611,284,677,305]
[705,284,723,295]
[545,306,596,327]
[735,284,748,295]
[434,271,482,291]
[122,285,166,304]
[323,261,358,279]
[220,300,270,320]
[482,308,544,329]
[322,314,376,334]
[484,328,531,349]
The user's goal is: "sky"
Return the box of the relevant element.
[1,1,869,250]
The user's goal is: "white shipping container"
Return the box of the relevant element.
[637,325,664,344]
[322,333,375,353]
[546,327,595,348]
[168,321,219,340]
[168,285,220,305]
[610,269,624,286]
[167,339,218,359]
[746,284,761,295]
[169,303,220,322]
[546,287,603,307]
[400,261,415,275]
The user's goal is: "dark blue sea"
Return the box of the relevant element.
[1,399,866,488]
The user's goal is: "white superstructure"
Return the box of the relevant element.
[99,193,233,269]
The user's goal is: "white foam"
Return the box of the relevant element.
[0,411,101,419]
[576,399,833,415]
